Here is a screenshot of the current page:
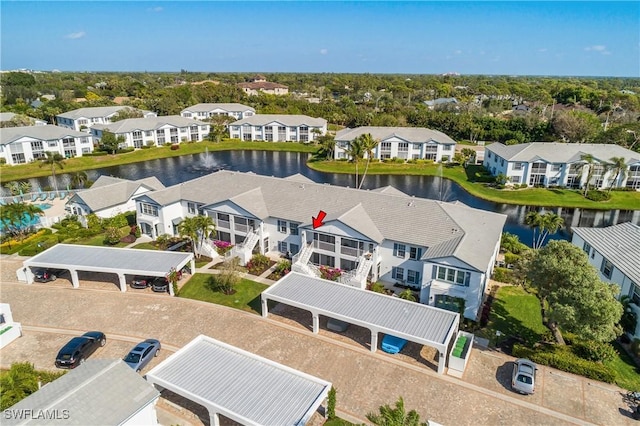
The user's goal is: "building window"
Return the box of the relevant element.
[513,162,523,170]
[601,259,613,279]
[289,222,299,235]
[582,242,591,255]
[289,243,300,255]
[157,130,165,144]
[140,203,158,216]
[407,270,421,285]
[632,283,640,305]
[409,246,422,260]
[278,241,288,253]
[551,164,561,172]
[392,266,404,281]
[434,265,470,286]
[278,220,287,233]
[187,202,196,214]
[511,176,521,184]
[393,243,406,257]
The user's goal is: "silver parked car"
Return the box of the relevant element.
[511,358,537,395]
[123,339,161,372]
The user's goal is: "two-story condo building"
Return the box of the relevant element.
[133,171,506,319]
[484,142,640,189]
[571,222,640,339]
[90,116,210,148]
[229,115,327,142]
[334,126,457,162]
[56,106,157,132]
[0,125,92,165]
[180,103,255,120]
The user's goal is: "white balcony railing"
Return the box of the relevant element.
[217,219,230,229]
[313,240,335,252]
[234,223,250,233]
[340,246,364,257]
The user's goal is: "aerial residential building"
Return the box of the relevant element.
[571,222,640,339]
[229,114,327,142]
[237,75,289,96]
[424,97,459,109]
[181,103,255,120]
[0,125,92,165]
[0,112,47,127]
[56,106,157,132]
[133,171,506,319]
[90,115,210,148]
[66,175,165,219]
[483,142,640,189]
[334,126,457,162]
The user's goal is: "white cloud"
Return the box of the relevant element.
[64,31,86,40]
[585,45,611,55]
[319,48,328,55]
[148,6,163,12]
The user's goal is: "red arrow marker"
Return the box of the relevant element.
[312,210,327,229]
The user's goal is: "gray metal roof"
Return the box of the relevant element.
[56,106,151,120]
[181,103,255,113]
[142,171,506,272]
[24,244,193,276]
[486,142,640,164]
[572,222,640,284]
[230,114,326,127]
[90,115,208,133]
[1,125,87,146]
[146,335,331,426]
[335,126,456,145]
[263,272,459,350]
[68,176,164,212]
[4,359,159,425]
[0,112,46,125]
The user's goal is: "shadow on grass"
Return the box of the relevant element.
[464,165,494,183]
[489,297,544,347]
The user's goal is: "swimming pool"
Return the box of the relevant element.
[35,203,52,210]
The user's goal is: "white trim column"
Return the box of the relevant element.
[370,330,378,352]
[312,312,319,334]
[69,269,80,288]
[117,273,127,292]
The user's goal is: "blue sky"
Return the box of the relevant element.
[1,1,638,77]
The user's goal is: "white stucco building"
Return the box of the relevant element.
[90,115,210,148]
[0,125,92,165]
[56,106,157,132]
[483,142,640,189]
[134,171,506,320]
[334,126,457,162]
[229,114,327,142]
[181,103,255,120]
[571,222,640,339]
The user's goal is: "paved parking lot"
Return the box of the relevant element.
[1,257,638,425]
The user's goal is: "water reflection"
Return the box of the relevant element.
[11,150,640,246]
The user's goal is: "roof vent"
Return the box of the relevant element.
[408,201,415,207]
[300,184,305,190]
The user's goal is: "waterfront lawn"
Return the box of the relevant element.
[307,161,640,210]
[178,274,268,314]
[0,140,318,183]
[607,341,640,391]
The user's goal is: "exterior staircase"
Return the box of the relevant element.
[225,229,260,265]
[196,239,219,259]
[338,254,373,289]
[292,242,320,278]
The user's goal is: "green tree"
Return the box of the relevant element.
[177,217,199,258]
[460,148,476,168]
[524,211,564,250]
[577,153,596,196]
[551,110,601,143]
[0,202,43,241]
[605,156,627,194]
[208,257,241,295]
[398,289,416,302]
[366,396,424,426]
[358,133,379,189]
[207,115,233,142]
[194,215,216,256]
[39,152,65,193]
[526,240,623,344]
[109,107,143,122]
[343,137,364,188]
[70,171,88,189]
[0,363,39,410]
[99,130,126,154]
[316,134,336,160]
[500,232,529,255]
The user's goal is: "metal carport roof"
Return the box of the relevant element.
[145,335,331,426]
[22,244,194,294]
[261,272,460,374]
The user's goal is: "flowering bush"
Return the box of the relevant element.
[319,266,342,281]
[170,144,180,150]
[213,240,232,255]
[246,254,271,275]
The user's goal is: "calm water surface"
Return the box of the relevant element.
[19,151,640,246]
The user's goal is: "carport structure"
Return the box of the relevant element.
[262,272,460,374]
[21,244,194,295]
[146,335,332,426]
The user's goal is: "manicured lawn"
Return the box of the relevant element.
[67,234,128,247]
[177,273,267,314]
[0,140,318,183]
[324,418,359,426]
[607,341,640,391]
[307,161,640,210]
[130,242,158,250]
[484,285,548,346]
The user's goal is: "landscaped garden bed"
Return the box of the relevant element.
[178,273,267,314]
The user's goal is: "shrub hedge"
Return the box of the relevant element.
[585,190,611,202]
[492,267,515,284]
[512,344,616,383]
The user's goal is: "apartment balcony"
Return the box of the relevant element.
[217,219,231,230]
[340,246,365,258]
[312,240,335,252]
[234,223,251,234]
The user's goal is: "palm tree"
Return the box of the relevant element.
[0,362,39,410]
[194,215,216,256]
[358,133,379,189]
[524,211,542,249]
[0,202,43,241]
[525,211,564,249]
[366,396,422,426]
[316,134,336,160]
[71,171,88,189]
[606,156,627,194]
[343,137,364,188]
[398,289,416,302]
[177,217,200,258]
[578,153,595,197]
[39,152,65,193]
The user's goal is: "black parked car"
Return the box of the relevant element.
[130,276,155,289]
[55,331,106,369]
[151,277,169,293]
[33,268,58,283]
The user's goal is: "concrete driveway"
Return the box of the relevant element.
[0,258,636,425]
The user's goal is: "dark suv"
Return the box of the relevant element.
[55,331,106,369]
[151,277,169,293]
[33,268,58,283]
